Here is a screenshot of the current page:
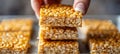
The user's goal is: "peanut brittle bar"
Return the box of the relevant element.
[38,40,79,54]
[0,31,31,54]
[79,19,118,42]
[40,26,78,40]
[82,19,118,34]
[39,4,82,27]
[0,19,33,31]
[89,33,120,54]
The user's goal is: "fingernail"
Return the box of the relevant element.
[75,3,85,14]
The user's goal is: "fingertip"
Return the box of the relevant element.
[73,0,91,15]
[74,3,85,14]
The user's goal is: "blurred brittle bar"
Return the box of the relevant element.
[89,33,120,54]
[0,31,31,54]
[39,4,82,27]
[79,19,118,42]
[40,26,78,40]
[0,19,33,31]
[82,19,118,36]
[38,40,79,54]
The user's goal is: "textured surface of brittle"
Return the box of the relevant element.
[89,33,120,54]
[0,49,27,54]
[0,31,31,51]
[38,41,79,54]
[40,4,82,27]
[0,19,33,31]
[83,19,118,31]
[40,26,78,40]
[80,19,118,37]
[79,19,119,43]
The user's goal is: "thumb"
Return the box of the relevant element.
[73,0,90,15]
[31,0,43,19]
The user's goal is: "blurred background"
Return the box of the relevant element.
[0,0,120,15]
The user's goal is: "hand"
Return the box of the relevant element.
[31,0,90,18]
[73,0,90,15]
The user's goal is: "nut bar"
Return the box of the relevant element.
[0,19,33,31]
[82,19,118,34]
[38,40,79,54]
[89,33,120,54]
[79,19,118,42]
[39,4,82,27]
[40,26,78,40]
[0,31,31,54]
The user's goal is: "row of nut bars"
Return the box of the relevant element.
[0,19,33,54]
[38,4,83,54]
[79,19,119,54]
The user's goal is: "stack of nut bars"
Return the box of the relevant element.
[38,4,82,54]
[79,19,119,54]
[0,19,33,54]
